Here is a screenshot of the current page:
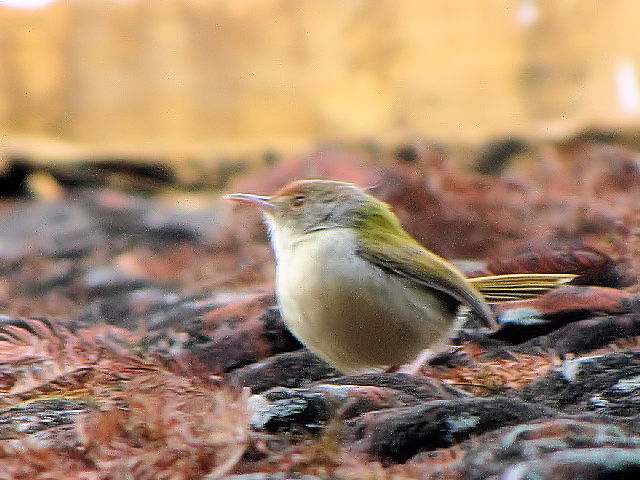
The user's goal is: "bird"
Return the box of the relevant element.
[226,179,574,374]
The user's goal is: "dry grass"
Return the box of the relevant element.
[0,320,251,479]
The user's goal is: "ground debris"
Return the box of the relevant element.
[1,140,640,477]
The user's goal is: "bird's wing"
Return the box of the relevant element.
[356,231,497,330]
[468,273,576,303]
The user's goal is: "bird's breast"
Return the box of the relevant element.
[275,228,458,373]
[275,229,360,336]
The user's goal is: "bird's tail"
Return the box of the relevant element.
[468,273,576,303]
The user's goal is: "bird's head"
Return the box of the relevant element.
[226,179,383,239]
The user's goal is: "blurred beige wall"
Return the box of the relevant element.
[1,0,640,153]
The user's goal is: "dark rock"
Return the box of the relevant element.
[141,205,220,244]
[565,127,623,146]
[495,286,640,324]
[308,383,424,419]
[498,449,640,480]
[315,373,462,401]
[345,397,553,462]
[491,288,640,345]
[74,288,176,329]
[81,189,148,236]
[506,314,640,357]
[0,201,103,265]
[82,189,221,246]
[246,374,462,435]
[521,352,640,416]
[177,294,293,373]
[81,267,161,298]
[580,144,640,191]
[475,137,528,175]
[263,150,279,167]
[394,144,420,164]
[77,291,297,375]
[46,158,176,192]
[249,380,436,433]
[143,292,243,331]
[186,323,269,373]
[260,307,302,353]
[77,290,265,331]
[0,158,31,198]
[15,259,79,295]
[456,329,511,356]
[462,418,640,479]
[227,350,342,393]
[82,159,176,184]
[572,260,635,289]
[487,243,624,287]
[248,387,332,433]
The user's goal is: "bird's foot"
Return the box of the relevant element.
[398,345,465,375]
[397,349,435,375]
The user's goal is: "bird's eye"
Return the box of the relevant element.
[291,195,306,208]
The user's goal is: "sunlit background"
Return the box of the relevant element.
[1,0,640,160]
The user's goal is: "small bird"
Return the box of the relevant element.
[226,179,574,374]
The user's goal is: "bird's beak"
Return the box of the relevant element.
[224,193,274,210]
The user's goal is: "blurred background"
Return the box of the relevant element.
[2,0,640,161]
[0,0,639,280]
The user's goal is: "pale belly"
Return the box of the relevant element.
[275,229,460,374]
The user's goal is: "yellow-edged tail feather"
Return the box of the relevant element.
[468,273,577,303]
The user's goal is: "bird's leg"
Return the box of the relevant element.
[398,345,465,375]
[397,349,435,375]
